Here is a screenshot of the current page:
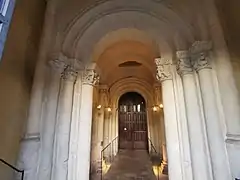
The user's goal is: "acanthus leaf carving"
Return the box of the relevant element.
[176,50,193,76]
[82,69,100,85]
[61,66,78,82]
[190,41,212,72]
[155,58,172,82]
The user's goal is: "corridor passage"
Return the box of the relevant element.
[104,150,168,180]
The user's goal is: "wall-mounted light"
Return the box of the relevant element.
[107,107,112,112]
[153,106,158,112]
[159,104,164,109]
[97,105,102,109]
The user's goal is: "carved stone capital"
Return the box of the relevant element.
[176,50,193,76]
[82,69,100,86]
[155,58,172,82]
[48,59,67,74]
[61,66,78,82]
[190,41,212,72]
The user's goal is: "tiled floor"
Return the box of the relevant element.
[103,150,168,180]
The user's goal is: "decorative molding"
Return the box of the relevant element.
[48,59,66,73]
[21,133,40,142]
[49,51,84,69]
[190,41,212,72]
[155,58,172,82]
[226,133,240,144]
[176,50,193,76]
[99,85,108,93]
[62,66,78,82]
[82,69,100,86]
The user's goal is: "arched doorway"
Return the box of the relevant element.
[118,92,148,150]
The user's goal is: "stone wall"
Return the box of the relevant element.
[0,0,46,179]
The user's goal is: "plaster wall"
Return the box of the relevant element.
[0,0,45,179]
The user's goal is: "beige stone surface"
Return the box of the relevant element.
[0,0,45,179]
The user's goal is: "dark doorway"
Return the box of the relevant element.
[118,92,148,150]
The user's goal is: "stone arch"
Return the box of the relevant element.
[110,77,154,109]
[59,0,195,62]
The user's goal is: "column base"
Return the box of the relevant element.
[90,160,103,180]
[226,134,240,179]
[16,134,40,180]
[160,161,168,175]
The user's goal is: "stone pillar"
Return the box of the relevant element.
[38,59,66,180]
[68,72,83,180]
[161,143,168,174]
[155,58,183,180]
[52,66,77,180]
[190,41,231,180]
[16,1,58,179]
[92,85,108,176]
[77,69,99,180]
[176,51,212,180]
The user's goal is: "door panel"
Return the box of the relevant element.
[118,92,148,150]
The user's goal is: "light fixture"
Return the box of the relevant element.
[159,104,164,108]
[97,105,102,109]
[107,107,112,112]
[153,106,158,112]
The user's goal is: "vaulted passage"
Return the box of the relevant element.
[7,1,240,180]
[118,92,148,150]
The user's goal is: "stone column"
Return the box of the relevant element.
[16,1,58,179]
[52,66,77,180]
[176,51,212,180]
[77,69,99,180]
[92,85,108,176]
[160,108,168,174]
[68,72,82,180]
[155,58,183,180]
[38,59,66,180]
[161,143,168,174]
[190,41,231,180]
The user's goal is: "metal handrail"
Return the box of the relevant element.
[0,158,24,180]
[148,138,158,154]
[100,136,118,180]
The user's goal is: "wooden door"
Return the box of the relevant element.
[118,92,148,150]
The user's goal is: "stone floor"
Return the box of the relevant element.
[103,150,168,180]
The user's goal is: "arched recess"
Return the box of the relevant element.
[110,77,154,109]
[107,77,156,150]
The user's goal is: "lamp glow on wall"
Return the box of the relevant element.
[159,104,164,109]
[97,104,102,110]
[153,106,158,112]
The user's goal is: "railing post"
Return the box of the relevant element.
[21,171,24,180]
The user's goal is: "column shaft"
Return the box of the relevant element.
[53,67,76,180]
[198,69,231,179]
[68,74,82,180]
[177,50,212,180]
[38,61,63,180]
[182,74,212,180]
[77,69,99,180]
[17,1,58,178]
[190,41,232,180]
[155,58,183,180]
[161,80,183,180]
[77,84,93,179]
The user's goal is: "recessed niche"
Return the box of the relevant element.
[118,61,142,67]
